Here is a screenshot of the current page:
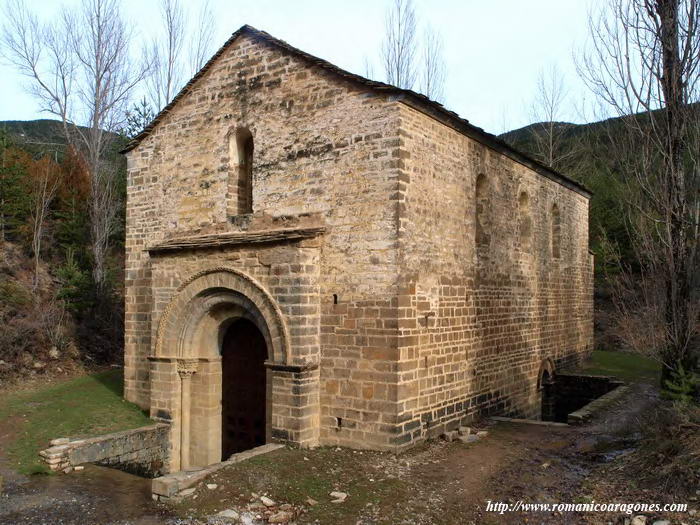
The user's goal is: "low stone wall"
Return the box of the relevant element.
[554,374,624,422]
[568,385,630,424]
[39,423,170,477]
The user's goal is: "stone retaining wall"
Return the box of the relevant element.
[554,374,624,422]
[567,384,630,424]
[39,423,170,477]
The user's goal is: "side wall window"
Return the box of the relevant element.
[475,173,490,251]
[228,128,254,216]
[551,203,561,259]
[519,191,532,252]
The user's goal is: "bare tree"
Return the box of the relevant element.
[419,26,446,102]
[2,0,149,295]
[188,0,216,75]
[578,0,700,383]
[381,0,418,90]
[380,0,448,102]
[146,0,185,111]
[529,66,577,170]
[28,153,61,289]
[362,55,375,80]
[144,0,216,112]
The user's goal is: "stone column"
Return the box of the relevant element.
[177,359,199,470]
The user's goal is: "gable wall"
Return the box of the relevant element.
[124,33,403,430]
[392,103,593,444]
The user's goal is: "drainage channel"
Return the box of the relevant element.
[494,374,628,426]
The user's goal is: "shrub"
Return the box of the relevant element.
[0,280,31,311]
[56,248,94,313]
[635,401,700,494]
[663,361,700,403]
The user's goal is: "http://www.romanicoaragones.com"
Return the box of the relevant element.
[485,500,689,515]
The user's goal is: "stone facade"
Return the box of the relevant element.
[122,25,593,469]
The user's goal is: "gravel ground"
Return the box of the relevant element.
[1,383,697,525]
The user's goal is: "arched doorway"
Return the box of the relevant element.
[540,369,555,421]
[221,318,268,459]
[151,267,321,472]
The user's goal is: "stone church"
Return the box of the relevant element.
[122,25,594,472]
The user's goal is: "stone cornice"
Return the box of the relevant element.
[147,226,326,254]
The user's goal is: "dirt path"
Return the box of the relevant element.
[0,412,172,525]
[1,384,696,525]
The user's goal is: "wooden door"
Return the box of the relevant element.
[221,318,267,459]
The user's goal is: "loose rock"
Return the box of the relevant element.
[260,495,276,507]
[216,509,239,519]
[268,510,294,523]
[631,516,647,525]
[178,488,196,497]
[206,483,218,490]
[330,491,347,503]
[441,431,457,442]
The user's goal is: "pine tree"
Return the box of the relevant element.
[0,130,29,244]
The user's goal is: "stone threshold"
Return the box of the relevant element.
[151,443,285,500]
[567,384,630,425]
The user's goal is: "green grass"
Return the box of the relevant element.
[577,350,660,384]
[177,447,424,524]
[0,369,151,474]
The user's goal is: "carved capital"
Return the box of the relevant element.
[177,358,199,378]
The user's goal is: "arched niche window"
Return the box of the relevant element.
[518,191,532,252]
[227,128,254,216]
[551,203,561,259]
[475,173,491,252]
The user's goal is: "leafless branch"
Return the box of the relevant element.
[188,0,215,76]
[578,0,700,382]
[381,0,417,90]
[2,0,149,295]
[419,25,446,102]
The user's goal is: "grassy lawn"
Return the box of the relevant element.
[0,369,151,474]
[577,350,660,384]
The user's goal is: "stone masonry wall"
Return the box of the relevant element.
[39,424,169,477]
[125,32,404,450]
[391,104,594,444]
[125,27,594,454]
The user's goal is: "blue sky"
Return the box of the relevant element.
[0,0,594,134]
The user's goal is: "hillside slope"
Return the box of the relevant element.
[0,119,127,385]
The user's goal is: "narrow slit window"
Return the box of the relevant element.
[519,191,532,252]
[475,173,490,251]
[227,128,254,216]
[551,203,561,259]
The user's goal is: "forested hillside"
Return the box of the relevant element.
[0,120,127,382]
[500,116,634,279]
[0,114,664,380]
